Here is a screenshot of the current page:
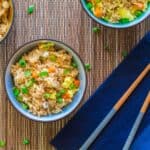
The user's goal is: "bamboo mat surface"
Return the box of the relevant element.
[0,0,150,150]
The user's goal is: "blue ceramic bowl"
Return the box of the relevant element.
[5,40,87,122]
[80,0,150,28]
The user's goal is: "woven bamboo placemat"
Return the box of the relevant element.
[0,0,150,149]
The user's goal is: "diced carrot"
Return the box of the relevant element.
[133,2,145,10]
[32,72,38,78]
[62,93,71,100]
[74,79,80,87]
[48,66,56,73]
[93,7,103,18]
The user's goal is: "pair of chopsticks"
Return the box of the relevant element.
[80,64,150,150]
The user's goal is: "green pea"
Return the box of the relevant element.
[85,63,91,71]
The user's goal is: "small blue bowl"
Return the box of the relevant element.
[5,40,87,122]
[80,0,150,28]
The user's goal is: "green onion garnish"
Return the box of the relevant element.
[23,138,30,145]
[21,86,29,94]
[24,70,31,77]
[59,89,66,95]
[13,87,20,97]
[135,10,143,17]
[25,78,35,87]
[92,27,100,33]
[86,2,93,10]
[19,58,26,67]
[0,140,6,147]
[119,18,130,23]
[63,69,71,75]
[39,71,49,77]
[71,61,78,68]
[69,83,76,90]
[57,98,63,104]
[27,4,35,14]
[21,103,29,110]
[43,93,51,99]
[49,55,57,62]
[85,63,91,71]
[122,50,128,58]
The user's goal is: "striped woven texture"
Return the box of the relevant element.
[0,0,150,149]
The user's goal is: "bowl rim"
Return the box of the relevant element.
[4,39,87,122]
[0,0,15,43]
[80,0,150,28]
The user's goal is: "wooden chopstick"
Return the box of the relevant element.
[80,64,150,150]
[123,92,150,150]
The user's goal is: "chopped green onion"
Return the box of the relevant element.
[71,60,78,68]
[19,58,26,67]
[57,98,63,104]
[85,63,91,71]
[27,4,35,14]
[119,18,130,23]
[69,83,76,90]
[63,69,71,75]
[23,138,30,145]
[25,78,35,87]
[56,92,62,99]
[122,50,128,58]
[39,42,54,50]
[135,10,143,17]
[92,27,100,33]
[86,2,93,10]
[22,103,29,110]
[24,70,31,77]
[43,93,51,99]
[21,86,29,94]
[59,89,66,95]
[49,55,57,62]
[13,87,20,97]
[16,96,23,102]
[0,140,6,147]
[39,71,49,77]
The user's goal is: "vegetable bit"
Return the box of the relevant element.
[92,27,100,33]
[13,87,20,97]
[23,138,30,145]
[27,4,35,14]
[122,50,128,58]
[0,140,6,147]
[24,70,31,77]
[19,58,26,67]
[85,63,91,71]
[22,103,29,110]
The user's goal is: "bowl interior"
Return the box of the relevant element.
[0,0,14,42]
[81,0,150,28]
[5,40,86,122]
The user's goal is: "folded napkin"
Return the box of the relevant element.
[51,32,150,150]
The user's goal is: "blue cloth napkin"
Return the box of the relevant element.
[51,32,150,150]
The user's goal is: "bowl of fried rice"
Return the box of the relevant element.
[5,40,87,122]
[81,0,150,28]
[0,0,14,42]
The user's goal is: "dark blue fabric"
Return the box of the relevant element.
[51,32,150,150]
